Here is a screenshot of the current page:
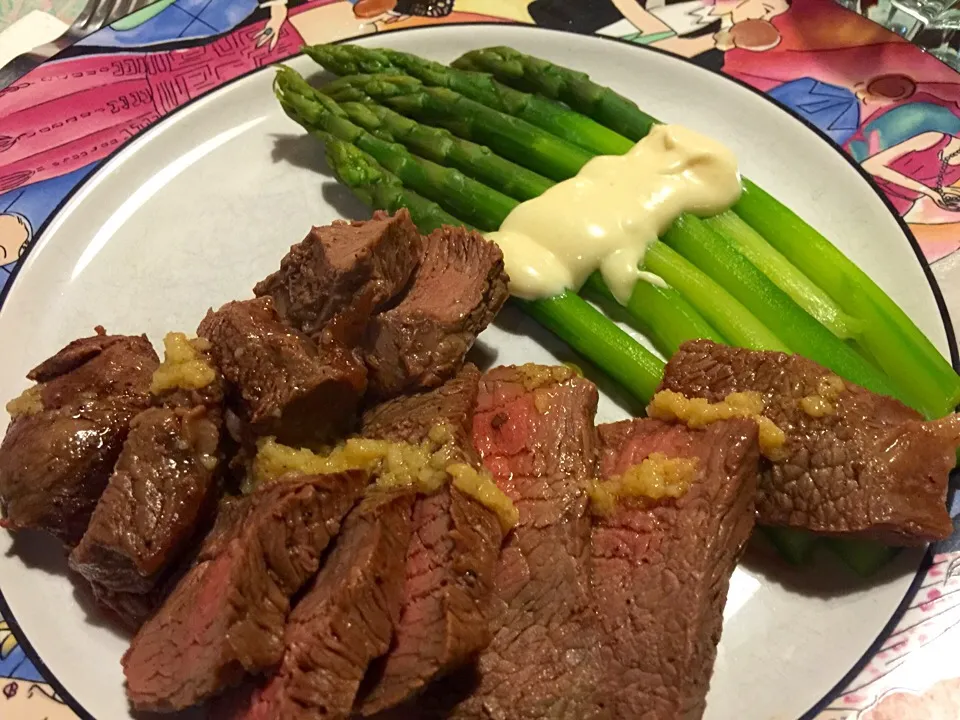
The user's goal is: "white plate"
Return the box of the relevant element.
[0,24,948,720]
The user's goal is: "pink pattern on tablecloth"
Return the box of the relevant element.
[0,21,304,192]
[815,551,960,719]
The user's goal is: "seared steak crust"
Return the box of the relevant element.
[0,331,158,545]
[593,418,759,720]
[255,210,422,337]
[439,365,604,720]
[122,471,367,712]
[364,226,509,399]
[198,297,366,445]
[659,339,958,544]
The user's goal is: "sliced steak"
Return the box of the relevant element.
[69,404,222,595]
[438,364,604,720]
[360,363,481,450]
[198,297,366,445]
[89,555,194,631]
[71,337,225,622]
[592,418,759,720]
[364,225,509,399]
[0,330,158,545]
[659,339,960,544]
[238,490,415,720]
[122,470,367,712]
[357,364,504,715]
[91,584,165,631]
[255,210,422,336]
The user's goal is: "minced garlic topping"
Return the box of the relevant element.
[5,385,43,419]
[799,375,847,418]
[151,332,216,394]
[648,389,787,461]
[252,425,518,530]
[517,363,574,391]
[447,463,519,532]
[589,452,699,515]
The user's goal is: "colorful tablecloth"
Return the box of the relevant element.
[2,0,960,718]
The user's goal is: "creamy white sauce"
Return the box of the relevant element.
[487,124,742,303]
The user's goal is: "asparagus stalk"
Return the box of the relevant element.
[323,74,594,181]
[337,100,553,201]
[323,136,465,231]
[322,69,884,397]
[320,75,845,364]
[703,211,862,340]
[519,294,665,403]
[325,47,861,345]
[826,538,900,577]
[455,46,960,417]
[276,67,515,232]
[644,243,789,352]
[320,128,666,402]
[322,74,871,366]
[736,180,960,418]
[662,215,905,404]
[454,46,659,142]
[581,272,725,357]
[304,43,634,157]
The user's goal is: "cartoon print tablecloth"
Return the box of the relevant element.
[2,0,960,718]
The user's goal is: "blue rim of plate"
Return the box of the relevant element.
[0,22,953,720]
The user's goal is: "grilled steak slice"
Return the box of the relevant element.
[358,364,503,715]
[71,338,225,612]
[122,471,367,712]
[0,330,158,545]
[361,363,481,450]
[198,297,366,445]
[238,490,415,720]
[255,210,422,337]
[364,226,509,399]
[69,404,222,595]
[592,418,759,720]
[89,553,195,631]
[91,583,166,631]
[659,339,960,544]
[438,364,603,720]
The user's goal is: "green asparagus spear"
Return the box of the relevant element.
[826,538,900,577]
[642,242,788,352]
[323,74,594,181]
[323,136,465,232]
[736,180,960,418]
[662,215,905,404]
[322,72,870,369]
[320,73,859,369]
[337,100,553,201]
[321,129,666,403]
[519,294,665,403]
[454,46,659,141]
[304,43,634,157]
[286,68,733,361]
[581,272,725,357]
[455,46,960,418]
[703,211,863,340]
[276,67,515,231]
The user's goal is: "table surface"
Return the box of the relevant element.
[2,1,960,718]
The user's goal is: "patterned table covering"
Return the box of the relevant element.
[2,0,960,718]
